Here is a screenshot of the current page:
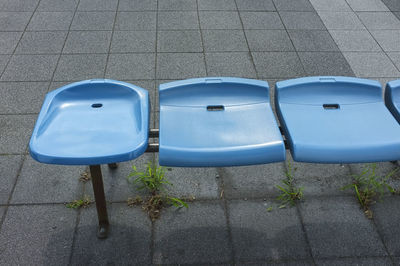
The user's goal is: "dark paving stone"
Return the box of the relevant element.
[16,31,67,54]
[71,11,115,30]
[348,162,400,190]
[394,12,400,20]
[246,30,294,51]
[0,155,23,203]
[382,0,400,11]
[288,30,339,52]
[0,11,32,31]
[280,11,325,30]
[0,32,22,54]
[157,30,202,52]
[229,199,310,261]
[0,0,39,11]
[156,53,206,79]
[27,11,74,31]
[199,11,241,29]
[153,201,232,264]
[115,11,156,30]
[70,204,152,265]
[205,52,257,78]
[316,257,392,265]
[111,31,156,53]
[118,0,157,11]
[0,115,35,153]
[159,11,199,30]
[252,52,304,78]
[106,53,155,80]
[357,11,400,30]
[298,52,354,76]
[236,0,275,11]
[198,0,237,11]
[158,0,197,11]
[0,205,76,265]
[241,12,284,30]
[343,52,400,77]
[37,0,78,11]
[203,30,248,52]
[63,31,112,53]
[0,54,9,74]
[54,54,107,81]
[299,197,387,258]
[273,0,314,11]
[0,82,48,113]
[78,0,118,11]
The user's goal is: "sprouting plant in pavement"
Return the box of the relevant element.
[66,195,91,209]
[276,161,304,208]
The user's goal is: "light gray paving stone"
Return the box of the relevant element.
[298,52,354,76]
[388,52,400,70]
[280,11,325,30]
[0,32,22,54]
[63,31,112,53]
[0,0,39,11]
[0,115,35,153]
[197,0,237,11]
[115,11,156,30]
[202,29,248,52]
[357,12,400,30]
[288,30,339,52]
[111,31,156,53]
[157,30,202,52]
[299,197,387,258]
[118,0,157,11]
[106,53,155,80]
[246,30,294,51]
[330,30,381,52]
[273,0,314,11]
[71,11,115,30]
[0,11,32,31]
[229,199,310,261]
[240,12,284,30]
[0,82,48,114]
[370,30,400,52]
[54,54,107,81]
[1,54,58,81]
[309,0,351,11]
[316,257,392,265]
[318,11,365,30]
[37,0,78,11]
[346,0,389,11]
[70,204,152,265]
[16,31,67,54]
[0,155,23,203]
[153,201,231,264]
[236,0,275,11]
[343,52,400,77]
[158,11,199,30]
[27,11,74,31]
[156,53,206,79]
[0,205,76,265]
[252,52,304,78]
[0,54,9,74]
[199,11,241,29]
[158,0,197,11]
[205,52,256,78]
[78,0,118,11]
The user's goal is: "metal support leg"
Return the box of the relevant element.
[89,165,109,239]
[108,163,118,169]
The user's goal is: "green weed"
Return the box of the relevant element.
[276,162,304,208]
[66,195,91,209]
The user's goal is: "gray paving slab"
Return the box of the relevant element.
[0,205,76,265]
[252,52,304,78]
[70,204,152,265]
[370,30,400,52]
[395,12,400,21]
[246,30,294,52]
[357,11,400,30]
[197,0,237,11]
[111,30,155,53]
[71,11,115,31]
[54,54,107,81]
[1,54,58,81]
[118,0,157,11]
[158,11,199,30]
[0,54,9,74]
[0,82,48,113]
[0,155,23,203]
[115,12,157,30]
[317,11,365,30]
[16,31,67,54]
[346,0,389,11]
[273,0,314,11]
[63,31,112,54]
[0,32,22,54]
[158,30,202,52]
[205,52,257,78]
[288,30,339,52]
[309,0,351,11]
[156,53,206,79]
[382,0,400,11]
[27,11,74,31]
[236,0,275,11]
[240,12,284,30]
[299,196,387,258]
[11,156,84,203]
[388,52,400,70]
[329,30,381,52]
[343,52,400,77]
[37,0,77,11]
[298,52,354,76]
[316,257,392,266]
[78,0,118,11]
[0,114,35,153]
[0,11,32,31]
[0,0,39,11]
[153,201,232,264]
[280,11,326,30]
[158,0,197,11]
[202,29,248,52]
[199,11,242,29]
[229,199,310,261]
[106,53,155,80]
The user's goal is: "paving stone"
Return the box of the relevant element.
[343,52,400,77]
[241,12,284,30]
[316,257,392,265]
[381,0,400,11]
[156,53,206,79]
[106,53,155,80]
[298,52,354,76]
[203,30,247,52]
[199,11,241,29]
[0,115,35,153]
[0,0,39,11]
[1,54,58,81]
[16,31,67,54]
[388,52,400,70]
[0,155,23,203]
[198,0,237,11]
[63,31,112,53]
[273,0,314,11]
[229,199,310,261]
[70,204,152,265]
[54,54,107,81]
[153,201,231,264]
[118,0,157,11]
[299,196,387,258]
[115,11,156,30]
[111,31,155,53]
[0,82,48,114]
[71,11,115,30]
[280,11,325,30]
[252,52,304,78]
[37,0,77,11]
[0,205,76,265]
[157,30,202,52]
[205,52,256,77]
[158,0,197,11]
[158,11,199,30]
[370,30,400,52]
[309,0,351,11]
[357,12,400,30]
[346,0,389,11]
[27,11,74,31]
[0,32,22,54]
[78,0,118,11]
[288,30,339,52]
[318,11,365,30]
[395,12,400,20]
[329,30,381,52]
[236,0,275,11]
[0,11,32,31]
[0,54,10,74]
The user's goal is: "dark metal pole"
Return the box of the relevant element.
[89,165,109,239]
[107,163,118,169]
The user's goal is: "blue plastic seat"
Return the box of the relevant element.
[29,79,149,165]
[159,77,286,167]
[276,76,400,163]
[385,79,400,124]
